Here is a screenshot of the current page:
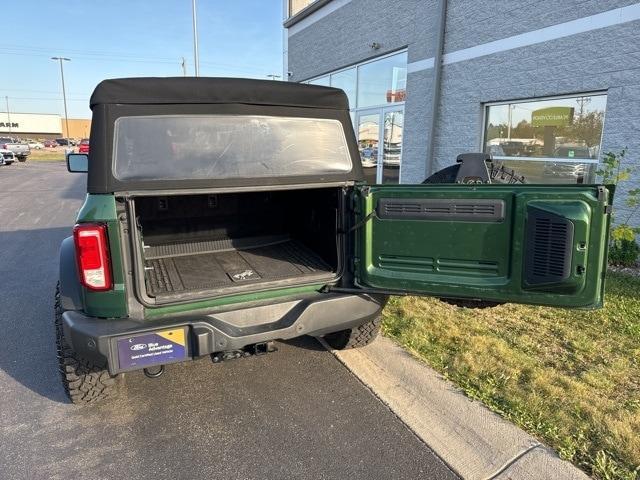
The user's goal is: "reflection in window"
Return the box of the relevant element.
[357,52,407,108]
[382,111,403,184]
[358,114,379,185]
[483,94,607,183]
[303,51,408,184]
[330,68,356,109]
[309,75,330,87]
[304,51,408,110]
[497,160,596,184]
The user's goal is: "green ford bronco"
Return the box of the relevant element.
[57,77,613,404]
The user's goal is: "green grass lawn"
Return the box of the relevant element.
[28,149,65,162]
[382,272,640,480]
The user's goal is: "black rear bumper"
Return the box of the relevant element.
[62,292,386,375]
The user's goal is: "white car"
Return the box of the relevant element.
[28,141,44,150]
[0,148,16,165]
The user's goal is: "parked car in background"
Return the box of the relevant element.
[543,162,590,184]
[0,148,16,165]
[44,140,58,148]
[486,144,506,157]
[500,140,537,157]
[55,138,71,146]
[78,138,90,153]
[28,140,44,150]
[0,137,30,162]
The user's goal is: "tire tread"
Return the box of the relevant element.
[323,316,381,350]
[54,283,117,404]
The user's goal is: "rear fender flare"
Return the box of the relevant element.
[59,236,83,311]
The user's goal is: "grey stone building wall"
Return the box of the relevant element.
[442,0,639,53]
[287,0,437,82]
[286,0,640,223]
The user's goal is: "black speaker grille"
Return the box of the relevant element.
[525,207,574,285]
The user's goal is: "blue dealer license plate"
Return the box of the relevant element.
[117,328,187,370]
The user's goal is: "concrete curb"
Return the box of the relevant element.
[321,336,590,480]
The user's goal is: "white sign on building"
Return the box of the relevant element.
[0,112,62,134]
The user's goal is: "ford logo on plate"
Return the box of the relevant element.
[130,343,147,351]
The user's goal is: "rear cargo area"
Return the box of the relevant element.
[133,188,342,301]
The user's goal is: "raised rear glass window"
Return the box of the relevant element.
[113,115,352,181]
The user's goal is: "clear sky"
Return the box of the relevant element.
[1,0,283,118]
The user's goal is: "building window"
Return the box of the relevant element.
[357,52,407,109]
[330,68,356,109]
[288,0,318,18]
[303,51,408,184]
[483,93,607,184]
[309,75,330,87]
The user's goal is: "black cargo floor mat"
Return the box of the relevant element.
[145,239,333,296]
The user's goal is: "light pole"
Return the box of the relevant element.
[5,96,11,135]
[191,0,200,76]
[181,57,187,76]
[51,56,71,149]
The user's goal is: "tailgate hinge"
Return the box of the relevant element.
[597,185,609,203]
[597,186,611,214]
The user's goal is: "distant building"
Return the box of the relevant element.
[0,112,62,139]
[0,112,91,139]
[65,119,91,139]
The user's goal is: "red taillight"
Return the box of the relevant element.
[73,224,112,291]
[1,144,6,149]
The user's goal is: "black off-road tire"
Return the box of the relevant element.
[323,315,382,350]
[55,283,118,404]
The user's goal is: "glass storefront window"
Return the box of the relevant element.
[309,75,330,87]
[357,51,407,108]
[330,68,356,109]
[357,114,379,185]
[303,51,408,184]
[382,110,403,183]
[483,93,607,183]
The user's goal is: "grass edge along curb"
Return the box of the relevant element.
[381,272,640,480]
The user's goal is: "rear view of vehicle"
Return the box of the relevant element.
[78,138,89,153]
[0,148,16,165]
[0,137,30,162]
[57,78,384,404]
[57,77,613,405]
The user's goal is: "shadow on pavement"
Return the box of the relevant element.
[0,225,329,404]
[284,336,327,351]
[60,172,86,199]
[0,227,73,403]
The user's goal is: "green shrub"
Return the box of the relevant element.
[609,238,640,266]
[597,149,640,266]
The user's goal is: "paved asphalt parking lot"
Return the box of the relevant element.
[0,162,458,480]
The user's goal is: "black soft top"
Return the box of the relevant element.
[90,77,349,110]
[86,77,362,193]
